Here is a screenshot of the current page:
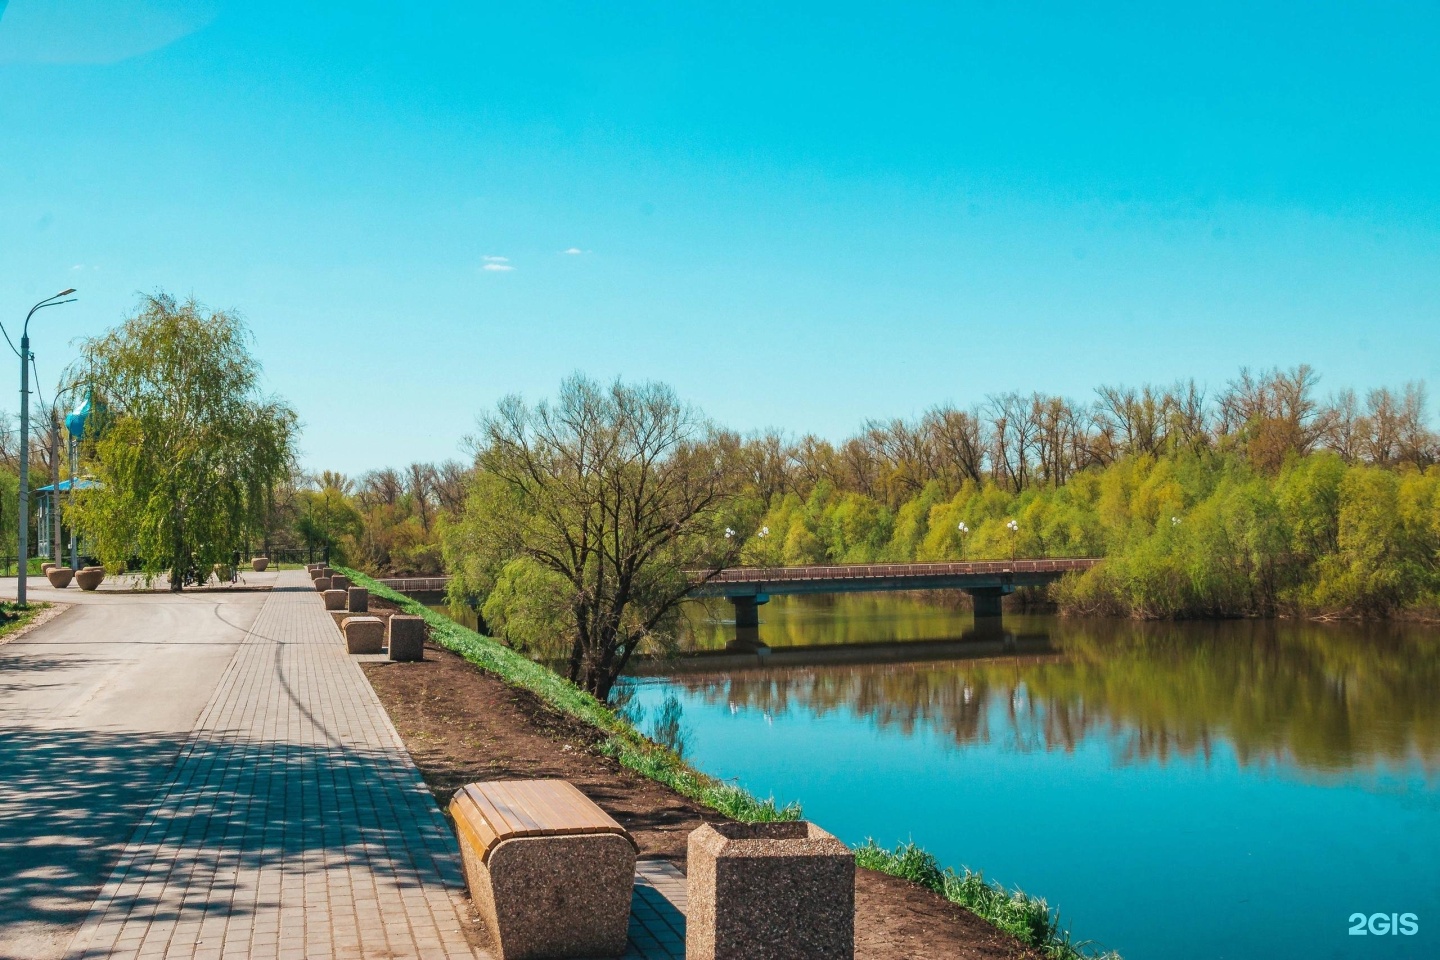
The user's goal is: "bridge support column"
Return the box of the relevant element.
[728,593,769,652]
[968,588,1004,619]
[732,595,762,629]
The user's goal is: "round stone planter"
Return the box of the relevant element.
[45,567,74,588]
[250,556,270,572]
[75,567,106,591]
[41,562,56,576]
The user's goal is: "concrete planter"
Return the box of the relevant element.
[41,562,55,576]
[45,567,74,589]
[687,821,854,960]
[251,557,270,572]
[75,567,106,591]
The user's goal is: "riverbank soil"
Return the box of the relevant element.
[361,631,1044,960]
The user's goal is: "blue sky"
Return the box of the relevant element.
[2,1,1438,474]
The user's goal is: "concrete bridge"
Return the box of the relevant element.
[688,558,1100,630]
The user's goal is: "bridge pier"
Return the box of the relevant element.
[728,593,770,652]
[967,587,1005,620]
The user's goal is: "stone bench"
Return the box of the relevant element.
[322,589,347,611]
[342,616,385,654]
[450,780,637,959]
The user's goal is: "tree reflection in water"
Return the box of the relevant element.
[656,597,1440,775]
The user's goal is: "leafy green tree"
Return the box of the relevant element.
[443,375,741,700]
[480,557,574,659]
[68,294,297,589]
[296,473,364,564]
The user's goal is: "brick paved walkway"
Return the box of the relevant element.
[58,572,690,960]
[64,576,479,960]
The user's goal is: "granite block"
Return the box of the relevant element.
[388,615,425,662]
[687,821,854,960]
[342,616,385,654]
[460,833,634,959]
[346,586,368,613]
[322,589,347,611]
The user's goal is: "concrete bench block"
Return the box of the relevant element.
[687,821,854,960]
[322,589,347,611]
[321,566,335,579]
[471,834,634,959]
[347,586,368,612]
[314,576,331,591]
[451,780,637,960]
[251,557,270,572]
[330,574,351,592]
[388,615,426,662]
[342,616,385,654]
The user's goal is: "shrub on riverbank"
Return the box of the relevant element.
[856,841,1118,960]
[340,567,798,823]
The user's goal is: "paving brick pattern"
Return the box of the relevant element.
[64,576,480,960]
[624,861,687,959]
[62,572,691,960]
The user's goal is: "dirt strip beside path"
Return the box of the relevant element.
[362,637,1044,960]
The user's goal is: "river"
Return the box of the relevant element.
[619,593,1440,959]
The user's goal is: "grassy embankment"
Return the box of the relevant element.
[341,567,1115,960]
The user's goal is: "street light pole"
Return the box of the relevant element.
[16,289,76,606]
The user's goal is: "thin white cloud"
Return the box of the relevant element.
[483,255,509,263]
[0,1,221,65]
[483,263,515,272]
[563,247,585,255]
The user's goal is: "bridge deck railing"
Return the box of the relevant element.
[691,558,1100,584]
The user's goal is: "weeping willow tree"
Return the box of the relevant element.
[68,294,298,590]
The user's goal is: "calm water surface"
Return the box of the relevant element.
[621,594,1440,960]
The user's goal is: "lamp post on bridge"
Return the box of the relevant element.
[1006,519,1019,562]
[956,521,969,559]
[16,289,77,607]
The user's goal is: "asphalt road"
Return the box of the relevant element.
[0,578,267,960]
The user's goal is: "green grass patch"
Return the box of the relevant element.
[855,840,1118,959]
[339,567,800,823]
[0,601,49,640]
